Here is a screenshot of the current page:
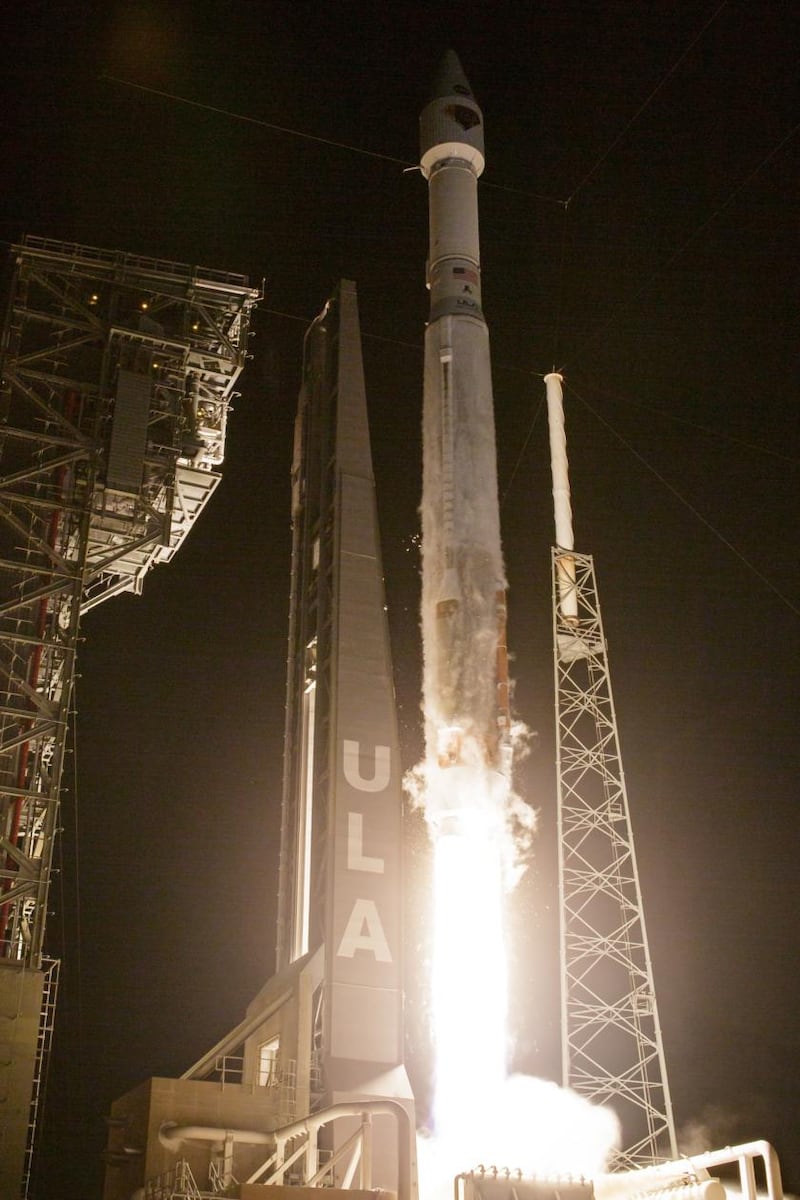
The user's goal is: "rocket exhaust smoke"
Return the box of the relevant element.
[410,54,618,1192]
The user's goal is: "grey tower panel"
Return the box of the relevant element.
[107,369,152,493]
[276,279,410,1098]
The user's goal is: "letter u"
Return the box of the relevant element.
[343,740,390,792]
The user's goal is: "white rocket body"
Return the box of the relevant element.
[420,53,510,784]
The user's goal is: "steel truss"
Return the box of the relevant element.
[553,548,676,1168]
[0,236,258,1195]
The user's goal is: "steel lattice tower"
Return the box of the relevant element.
[0,237,258,1197]
[546,374,676,1169]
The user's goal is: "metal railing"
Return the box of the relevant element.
[20,236,254,291]
[212,1054,244,1085]
[145,1158,202,1200]
[21,958,60,1198]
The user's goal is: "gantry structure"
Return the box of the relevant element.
[102,282,413,1200]
[554,551,677,1166]
[546,374,676,1168]
[0,236,259,1197]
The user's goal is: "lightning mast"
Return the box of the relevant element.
[546,372,677,1168]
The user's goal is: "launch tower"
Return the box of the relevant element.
[276,278,412,1124]
[546,373,676,1167]
[103,281,414,1200]
[0,236,259,1198]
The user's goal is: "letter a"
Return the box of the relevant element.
[336,898,392,962]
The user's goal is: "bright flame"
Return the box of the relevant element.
[418,1076,620,1197]
[414,757,620,1200]
[432,820,507,1145]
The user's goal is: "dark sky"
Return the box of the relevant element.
[4,2,799,1197]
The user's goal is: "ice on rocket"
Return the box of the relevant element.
[419,52,511,778]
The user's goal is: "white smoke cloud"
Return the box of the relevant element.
[417,1075,620,1200]
[404,741,535,888]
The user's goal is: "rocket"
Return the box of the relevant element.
[419,52,512,789]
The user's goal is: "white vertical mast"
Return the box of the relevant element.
[545,371,578,623]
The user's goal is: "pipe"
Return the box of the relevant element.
[598,1141,784,1200]
[159,1099,417,1200]
[159,1123,273,1150]
[273,1100,416,1200]
[627,1182,725,1200]
[681,1141,784,1200]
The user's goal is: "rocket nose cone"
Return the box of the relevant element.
[428,49,475,103]
[420,49,485,176]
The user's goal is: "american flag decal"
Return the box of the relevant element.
[453,266,478,285]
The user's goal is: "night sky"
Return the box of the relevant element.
[4,3,799,1197]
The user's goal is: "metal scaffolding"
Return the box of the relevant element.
[0,236,259,1197]
[553,548,677,1168]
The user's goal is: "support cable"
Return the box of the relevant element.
[542,2,731,481]
[558,113,800,374]
[263,304,545,510]
[101,74,412,166]
[100,74,565,207]
[631,337,800,465]
[263,308,552,373]
[565,379,800,618]
[564,0,730,206]
[500,393,544,509]
[585,379,800,467]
